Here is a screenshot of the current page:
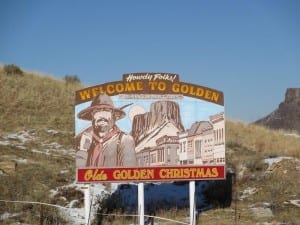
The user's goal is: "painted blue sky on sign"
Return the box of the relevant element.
[75,95,224,135]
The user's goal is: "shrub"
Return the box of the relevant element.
[3,64,24,76]
[63,75,81,84]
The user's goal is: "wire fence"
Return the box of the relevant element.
[0,199,190,225]
[0,199,68,225]
[96,212,189,224]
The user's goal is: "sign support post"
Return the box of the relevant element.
[138,183,145,225]
[189,181,196,225]
[84,184,90,225]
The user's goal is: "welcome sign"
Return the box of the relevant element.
[75,73,225,182]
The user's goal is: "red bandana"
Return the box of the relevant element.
[89,126,120,167]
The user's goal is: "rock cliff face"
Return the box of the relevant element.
[131,101,184,151]
[255,88,300,133]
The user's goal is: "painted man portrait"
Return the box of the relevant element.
[75,94,136,167]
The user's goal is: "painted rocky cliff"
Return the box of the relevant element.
[131,100,184,152]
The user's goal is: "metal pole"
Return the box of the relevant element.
[189,181,196,225]
[87,195,93,225]
[83,184,90,225]
[138,183,144,225]
[39,204,44,225]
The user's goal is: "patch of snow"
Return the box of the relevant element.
[5,130,35,143]
[49,189,59,197]
[60,169,69,174]
[259,222,279,225]
[264,157,300,174]
[264,157,294,166]
[250,202,271,208]
[250,207,273,218]
[59,196,67,201]
[16,145,26,150]
[0,140,10,146]
[284,199,300,207]
[31,149,51,155]
[0,212,23,221]
[284,133,300,138]
[67,199,80,208]
[240,187,258,200]
[61,208,85,225]
[52,181,107,199]
[42,142,63,150]
[238,165,247,178]
[110,183,120,193]
[15,158,28,164]
[45,129,60,134]
[52,182,105,225]
[53,148,75,156]
[89,183,107,197]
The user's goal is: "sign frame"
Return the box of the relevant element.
[75,73,226,183]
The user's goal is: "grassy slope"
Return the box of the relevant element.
[224,121,300,224]
[1,67,300,224]
[0,67,82,132]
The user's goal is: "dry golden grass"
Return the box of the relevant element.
[226,120,300,158]
[0,67,82,132]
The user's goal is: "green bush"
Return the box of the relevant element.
[63,74,81,84]
[3,64,24,76]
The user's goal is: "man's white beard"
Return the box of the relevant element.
[93,118,114,137]
[94,124,114,137]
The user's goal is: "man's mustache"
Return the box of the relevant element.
[95,118,109,124]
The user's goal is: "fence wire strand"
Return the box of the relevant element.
[0,199,189,225]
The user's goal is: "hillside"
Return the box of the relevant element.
[0,66,82,133]
[0,67,300,225]
[255,88,300,134]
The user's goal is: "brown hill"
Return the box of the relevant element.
[0,66,82,132]
[255,88,300,133]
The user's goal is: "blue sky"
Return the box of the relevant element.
[1,0,299,122]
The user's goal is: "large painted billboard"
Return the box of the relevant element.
[75,73,225,183]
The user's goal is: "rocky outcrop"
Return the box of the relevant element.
[255,88,300,133]
[131,101,184,151]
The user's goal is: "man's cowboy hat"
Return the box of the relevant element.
[77,94,132,121]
